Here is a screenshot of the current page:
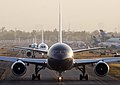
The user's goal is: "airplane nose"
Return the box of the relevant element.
[54,53,67,60]
[48,57,73,71]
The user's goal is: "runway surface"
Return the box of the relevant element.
[0,63,120,85]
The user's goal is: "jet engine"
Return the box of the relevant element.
[26,50,32,57]
[11,60,26,76]
[94,61,109,77]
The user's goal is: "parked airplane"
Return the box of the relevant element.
[91,36,101,46]
[0,0,120,82]
[99,29,110,42]
[92,30,120,48]
[92,36,120,48]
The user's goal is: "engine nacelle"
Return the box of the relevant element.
[11,60,26,76]
[26,50,32,57]
[94,61,109,77]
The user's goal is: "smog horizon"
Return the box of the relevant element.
[0,0,120,32]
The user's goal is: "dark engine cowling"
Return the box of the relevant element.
[94,61,109,77]
[11,60,26,76]
[26,50,32,57]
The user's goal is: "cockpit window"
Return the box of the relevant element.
[53,50,66,54]
[40,46,46,48]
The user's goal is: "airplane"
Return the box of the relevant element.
[91,36,101,47]
[0,0,120,82]
[17,37,38,58]
[29,37,38,48]
[37,30,48,57]
[16,30,48,58]
[26,37,38,57]
[99,29,110,42]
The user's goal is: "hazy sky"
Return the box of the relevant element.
[0,0,120,32]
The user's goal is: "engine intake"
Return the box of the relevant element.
[11,60,26,76]
[94,61,109,77]
[26,50,32,57]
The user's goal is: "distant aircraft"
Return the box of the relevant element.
[0,0,120,82]
[35,30,48,57]
[91,36,101,46]
[26,37,38,58]
[16,30,48,58]
[99,29,110,42]
[29,36,38,49]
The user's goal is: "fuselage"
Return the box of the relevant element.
[38,43,48,51]
[47,43,74,72]
[31,43,38,48]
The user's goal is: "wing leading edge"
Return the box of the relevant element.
[74,57,120,66]
[15,46,48,54]
[73,47,106,53]
[0,56,47,66]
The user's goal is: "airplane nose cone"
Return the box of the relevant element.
[53,53,67,60]
[48,43,73,60]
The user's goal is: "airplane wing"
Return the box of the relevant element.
[0,56,47,66]
[15,46,48,54]
[74,57,120,66]
[73,47,106,53]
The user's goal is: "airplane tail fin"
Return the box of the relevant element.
[34,35,37,43]
[32,38,34,43]
[99,29,107,36]
[42,30,44,43]
[58,0,62,43]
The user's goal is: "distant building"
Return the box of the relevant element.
[107,38,120,43]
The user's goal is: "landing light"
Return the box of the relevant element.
[59,77,62,80]
[42,53,44,56]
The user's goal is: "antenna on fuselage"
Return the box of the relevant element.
[58,0,62,43]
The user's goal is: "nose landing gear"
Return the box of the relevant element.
[57,72,63,82]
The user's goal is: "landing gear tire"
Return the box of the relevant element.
[80,74,83,80]
[37,74,40,80]
[79,74,88,80]
[85,74,88,80]
[32,74,35,80]
[32,55,35,58]
[32,74,41,80]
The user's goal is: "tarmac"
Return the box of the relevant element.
[0,63,120,85]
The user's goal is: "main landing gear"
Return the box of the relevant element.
[32,51,35,58]
[77,65,88,80]
[32,65,45,80]
[57,72,63,82]
[32,55,35,58]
